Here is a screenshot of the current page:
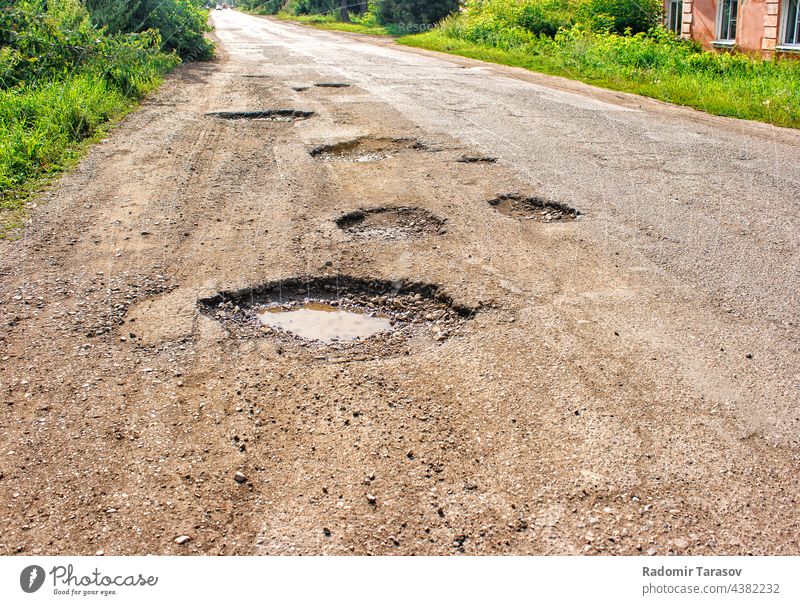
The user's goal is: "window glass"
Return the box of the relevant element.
[785,0,800,46]
[719,0,738,41]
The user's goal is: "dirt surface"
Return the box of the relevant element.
[0,11,798,556]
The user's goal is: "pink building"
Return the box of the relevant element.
[664,0,800,56]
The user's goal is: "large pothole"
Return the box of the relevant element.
[310,137,425,163]
[336,207,446,239]
[198,276,473,356]
[488,194,580,222]
[314,82,351,88]
[206,109,314,122]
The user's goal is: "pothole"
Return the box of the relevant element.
[488,194,580,222]
[198,276,473,355]
[205,109,314,122]
[336,207,446,239]
[315,82,351,88]
[310,137,425,163]
[457,155,497,164]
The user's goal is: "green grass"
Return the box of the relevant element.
[272,12,392,36]
[0,73,166,238]
[0,2,182,238]
[397,30,800,129]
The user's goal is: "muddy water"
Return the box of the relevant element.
[257,303,392,342]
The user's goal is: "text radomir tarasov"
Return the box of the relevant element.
[643,566,742,577]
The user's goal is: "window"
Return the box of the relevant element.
[783,0,800,46]
[717,0,739,42]
[667,0,683,34]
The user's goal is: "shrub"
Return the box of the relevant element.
[285,0,339,15]
[576,0,662,34]
[85,0,214,60]
[518,0,575,37]
[449,0,577,46]
[377,0,460,29]
[353,1,381,26]
[0,0,179,204]
[238,0,281,14]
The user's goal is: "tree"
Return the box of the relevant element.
[377,0,460,28]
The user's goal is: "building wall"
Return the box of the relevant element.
[677,0,789,55]
[686,0,718,48]
[762,0,782,52]
[740,0,773,51]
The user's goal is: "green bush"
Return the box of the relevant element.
[85,0,214,60]
[0,0,180,210]
[239,0,288,15]
[448,0,578,47]
[82,0,132,33]
[377,0,460,29]
[1,1,178,91]
[352,1,381,26]
[285,0,339,16]
[576,0,662,34]
[518,0,575,37]
[452,0,660,44]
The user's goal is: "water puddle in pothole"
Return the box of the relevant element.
[257,303,391,343]
[311,137,425,162]
[315,82,351,88]
[488,194,580,222]
[205,109,314,122]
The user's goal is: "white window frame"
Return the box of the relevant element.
[715,0,739,44]
[666,0,683,34]
[780,0,800,49]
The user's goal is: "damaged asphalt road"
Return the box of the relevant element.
[0,10,798,555]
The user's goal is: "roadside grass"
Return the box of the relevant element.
[397,30,800,129]
[0,73,166,238]
[0,3,185,238]
[272,12,392,36]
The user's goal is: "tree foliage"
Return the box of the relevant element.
[1,0,177,91]
[577,0,662,34]
[376,0,460,28]
[443,0,661,44]
[83,0,138,34]
[84,0,214,60]
[0,0,179,200]
[287,0,340,15]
